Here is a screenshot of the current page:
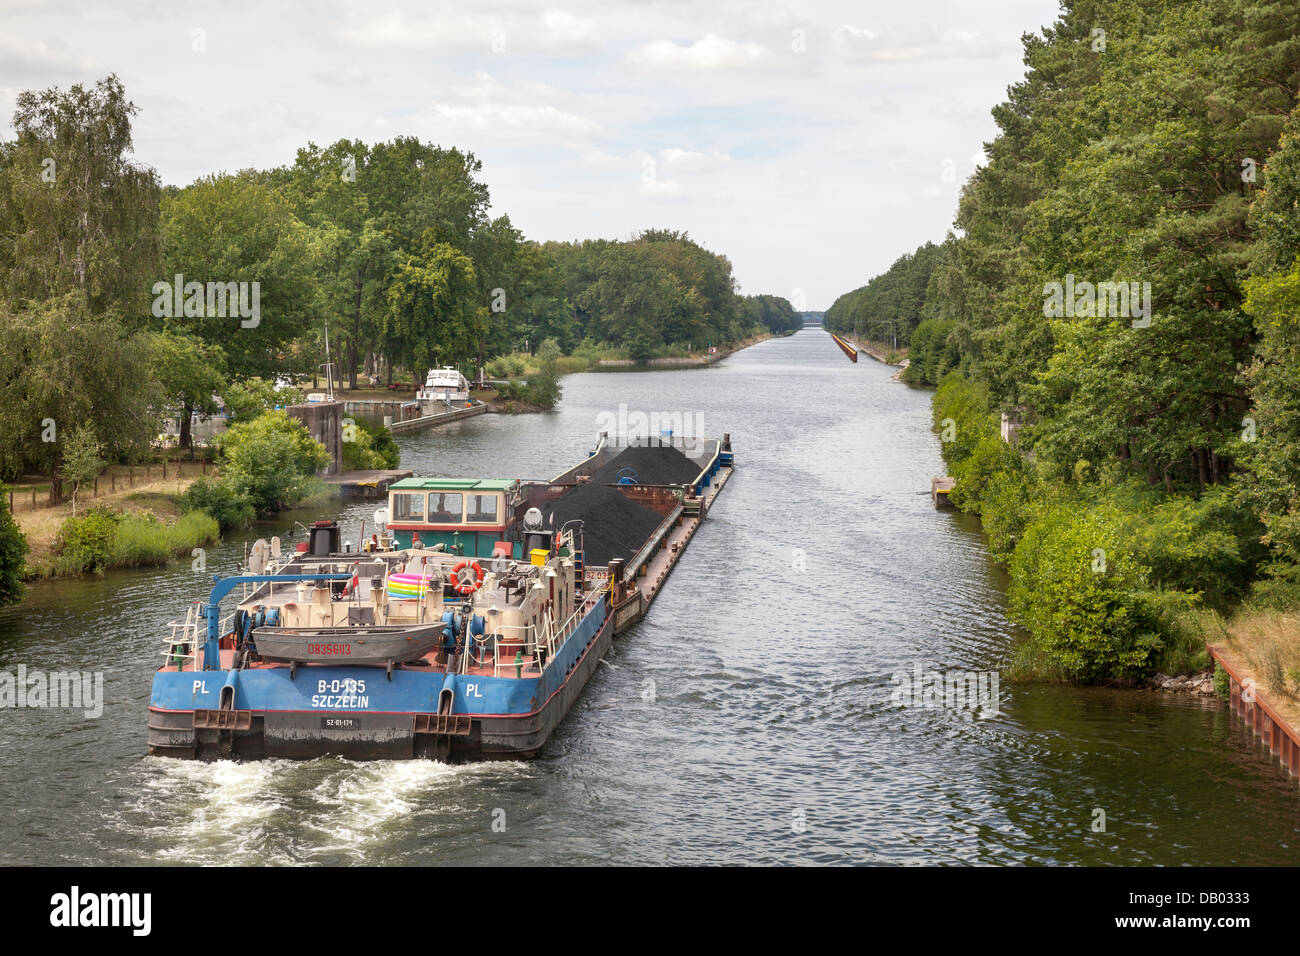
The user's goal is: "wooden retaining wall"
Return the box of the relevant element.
[1208,645,1300,780]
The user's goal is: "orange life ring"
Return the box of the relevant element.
[451,559,485,594]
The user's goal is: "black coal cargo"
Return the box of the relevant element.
[545,482,664,568]
[589,444,701,486]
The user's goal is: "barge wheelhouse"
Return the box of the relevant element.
[384,477,524,557]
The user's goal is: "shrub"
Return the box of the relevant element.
[182,476,255,531]
[110,511,220,568]
[932,373,996,471]
[215,409,329,515]
[0,482,28,605]
[111,513,171,567]
[223,377,302,423]
[1104,483,1261,611]
[486,354,527,380]
[521,338,563,409]
[55,506,122,575]
[1212,662,1230,699]
[167,510,219,551]
[1247,555,1300,609]
[1007,504,1162,681]
[342,418,400,471]
[942,430,1042,564]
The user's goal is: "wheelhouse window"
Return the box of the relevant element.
[392,492,425,522]
[427,492,463,523]
[466,493,499,523]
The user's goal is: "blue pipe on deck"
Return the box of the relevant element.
[203,572,354,670]
[221,669,240,708]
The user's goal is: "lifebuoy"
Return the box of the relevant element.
[450,559,485,594]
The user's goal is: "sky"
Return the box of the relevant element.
[0,0,1064,310]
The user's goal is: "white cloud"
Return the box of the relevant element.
[0,31,97,77]
[334,7,602,55]
[831,24,1012,62]
[426,101,597,135]
[627,33,769,71]
[0,0,1064,308]
[658,147,733,170]
[418,72,598,138]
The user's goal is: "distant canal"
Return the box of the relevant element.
[1,328,1297,865]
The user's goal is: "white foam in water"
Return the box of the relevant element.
[298,760,528,863]
[120,756,529,865]
[129,759,291,865]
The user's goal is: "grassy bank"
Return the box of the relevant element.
[488,332,775,378]
[17,475,208,576]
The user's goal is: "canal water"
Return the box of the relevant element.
[1,328,1297,865]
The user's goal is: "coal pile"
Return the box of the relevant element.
[589,444,701,486]
[546,482,665,567]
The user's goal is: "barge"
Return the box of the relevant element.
[147,433,734,761]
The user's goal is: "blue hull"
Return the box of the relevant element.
[148,594,610,760]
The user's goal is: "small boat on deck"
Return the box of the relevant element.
[250,624,446,667]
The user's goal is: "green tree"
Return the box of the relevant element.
[158,173,317,379]
[0,74,161,318]
[215,410,329,515]
[524,338,563,409]
[222,377,301,423]
[147,331,227,453]
[0,295,158,494]
[384,235,484,372]
[1008,505,1161,682]
[59,423,103,517]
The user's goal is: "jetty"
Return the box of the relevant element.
[322,469,413,500]
[340,398,490,434]
[388,402,488,434]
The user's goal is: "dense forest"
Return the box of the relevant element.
[824,241,947,349]
[0,75,799,488]
[832,0,1300,681]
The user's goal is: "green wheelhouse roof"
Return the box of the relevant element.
[389,477,518,491]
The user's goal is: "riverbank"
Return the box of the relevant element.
[1207,627,1300,780]
[928,371,1278,688]
[17,475,204,577]
[590,331,781,370]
